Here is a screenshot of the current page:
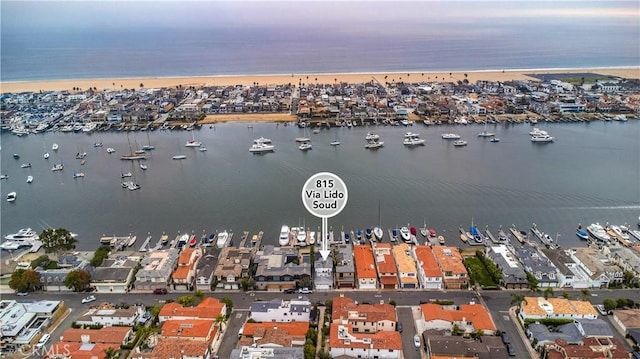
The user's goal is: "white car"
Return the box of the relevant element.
[35,334,50,349]
[81,295,96,304]
[413,334,421,348]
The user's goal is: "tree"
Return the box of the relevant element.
[580,289,591,300]
[64,269,91,292]
[194,290,204,301]
[452,323,461,336]
[562,291,570,299]
[623,270,636,287]
[9,269,41,292]
[103,347,118,359]
[221,297,233,318]
[40,228,77,255]
[215,313,227,332]
[30,255,52,269]
[510,293,526,308]
[543,287,554,299]
[91,246,111,267]
[526,272,540,293]
[602,298,617,311]
[177,295,195,307]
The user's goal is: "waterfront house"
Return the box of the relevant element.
[488,245,528,289]
[249,297,311,323]
[37,255,90,292]
[0,300,64,354]
[335,243,356,289]
[423,332,509,359]
[171,247,201,291]
[518,297,598,323]
[568,247,624,288]
[431,246,469,289]
[194,247,221,292]
[516,242,560,288]
[213,247,252,290]
[332,295,397,333]
[329,323,403,359]
[75,304,144,327]
[603,247,640,285]
[354,245,378,289]
[313,251,334,291]
[253,245,311,291]
[392,243,419,289]
[414,245,443,289]
[158,297,225,323]
[133,248,179,292]
[541,248,581,288]
[91,252,139,293]
[418,302,497,335]
[239,321,309,348]
[372,243,399,289]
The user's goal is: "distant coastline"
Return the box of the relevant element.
[2,67,638,94]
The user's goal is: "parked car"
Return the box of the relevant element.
[506,343,516,357]
[35,334,50,349]
[413,334,421,348]
[153,288,167,295]
[298,288,312,294]
[396,322,403,333]
[283,288,296,294]
[81,295,96,304]
[15,291,29,296]
[595,304,608,316]
[501,332,510,344]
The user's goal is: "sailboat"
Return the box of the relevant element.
[173,139,187,160]
[120,134,146,160]
[373,200,384,241]
[298,127,312,150]
[141,131,155,151]
[185,131,202,147]
[330,131,340,146]
[477,122,495,137]
[420,219,428,237]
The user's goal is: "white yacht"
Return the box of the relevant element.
[43,152,50,159]
[529,128,548,136]
[4,228,39,241]
[587,223,611,243]
[531,134,554,142]
[6,192,17,202]
[400,226,411,242]
[365,132,380,141]
[52,143,59,151]
[610,225,630,240]
[298,142,312,151]
[216,230,229,248]
[403,132,425,146]
[297,228,307,245]
[51,163,64,171]
[27,175,33,183]
[365,139,384,149]
[254,137,272,144]
[249,143,275,153]
[279,225,290,246]
[453,140,468,147]
[441,133,461,139]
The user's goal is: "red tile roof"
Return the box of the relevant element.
[373,243,398,274]
[242,321,309,337]
[48,342,119,359]
[158,297,225,320]
[420,303,496,332]
[332,296,397,323]
[329,323,403,350]
[161,319,216,339]
[60,326,131,344]
[146,338,211,358]
[354,245,377,279]
[415,245,443,278]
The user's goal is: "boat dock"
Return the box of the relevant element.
[238,231,250,248]
[531,223,554,248]
[509,225,527,243]
[606,229,632,247]
[100,234,136,250]
[138,235,152,252]
[485,228,498,243]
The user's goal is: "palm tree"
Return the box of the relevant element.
[215,313,227,333]
[510,293,526,309]
[103,347,118,359]
[580,289,591,300]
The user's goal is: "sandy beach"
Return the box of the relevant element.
[1,68,638,94]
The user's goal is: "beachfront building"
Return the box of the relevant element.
[37,254,90,292]
[372,243,399,289]
[568,247,625,288]
[354,245,378,289]
[604,246,640,285]
[194,246,221,292]
[392,243,419,289]
[418,303,497,336]
[329,323,403,359]
[0,300,64,354]
[414,245,444,289]
[335,243,356,289]
[214,247,252,290]
[75,304,144,327]
[432,246,469,289]
[488,245,528,289]
[230,347,304,359]
[253,245,311,291]
[239,322,309,348]
[517,297,598,323]
[541,248,582,288]
[516,242,560,288]
[313,251,334,291]
[133,248,179,292]
[91,251,139,293]
[332,295,397,333]
[171,247,201,291]
[249,297,311,323]
[158,297,225,323]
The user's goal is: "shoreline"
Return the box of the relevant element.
[1,67,638,94]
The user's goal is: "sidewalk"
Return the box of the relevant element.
[508,306,538,359]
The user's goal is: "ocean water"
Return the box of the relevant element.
[1,4,638,81]
[1,121,638,250]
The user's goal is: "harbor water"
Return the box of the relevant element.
[1,120,638,250]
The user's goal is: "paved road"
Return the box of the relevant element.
[5,288,638,358]
[397,306,422,359]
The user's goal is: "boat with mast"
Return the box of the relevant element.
[330,131,340,146]
[477,122,495,137]
[141,131,155,151]
[185,131,202,147]
[420,219,428,237]
[120,134,146,160]
[173,139,187,160]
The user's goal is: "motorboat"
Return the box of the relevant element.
[4,228,39,241]
[20,163,32,168]
[587,223,611,243]
[172,155,187,160]
[73,172,85,178]
[438,235,446,245]
[429,229,437,238]
[13,154,20,159]
[0,241,21,251]
[52,143,59,151]
[297,228,307,244]
[6,192,17,202]
[75,152,87,159]
[177,234,190,248]
[365,132,380,141]
[610,225,630,240]
[107,148,116,154]
[355,229,363,240]
[0,174,8,180]
[127,182,141,191]
[365,228,372,239]
[391,228,398,242]
[441,133,461,139]
[365,140,384,149]
[403,133,425,146]
[27,175,33,183]
[250,143,276,153]
[216,231,229,248]
[400,227,411,242]
[531,134,554,142]
[410,227,417,237]
[198,146,208,152]
[453,140,467,147]
[490,138,500,143]
[299,142,312,151]
[93,142,103,148]
[254,137,272,144]
[309,232,316,245]
[44,152,50,159]
[189,235,197,247]
[279,225,290,246]
[373,226,383,241]
[576,228,589,240]
[51,163,64,171]
[140,163,148,170]
[121,172,132,178]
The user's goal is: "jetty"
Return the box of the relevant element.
[138,235,152,252]
[509,225,527,243]
[238,231,250,248]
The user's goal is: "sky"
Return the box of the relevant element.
[2,1,639,32]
